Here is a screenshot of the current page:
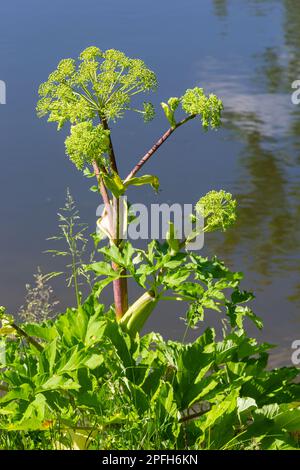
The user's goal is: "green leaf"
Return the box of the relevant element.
[161,102,176,128]
[227,304,263,330]
[175,282,204,300]
[122,242,136,268]
[56,346,87,374]
[99,245,124,266]
[0,384,32,404]
[83,167,95,178]
[231,289,255,304]
[43,339,57,374]
[166,222,180,255]
[102,172,125,197]
[93,277,118,296]
[84,315,106,346]
[274,405,300,432]
[2,394,48,431]
[151,381,180,437]
[122,378,149,415]
[88,261,119,277]
[41,374,80,391]
[196,388,240,449]
[162,267,190,289]
[176,328,215,408]
[124,174,160,193]
[237,397,257,414]
[54,307,88,346]
[23,323,58,343]
[84,354,104,370]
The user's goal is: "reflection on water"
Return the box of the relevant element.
[213,0,228,17]
[206,0,300,291]
[0,0,299,366]
[203,0,300,364]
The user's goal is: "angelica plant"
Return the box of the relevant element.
[37,46,224,322]
[0,47,299,451]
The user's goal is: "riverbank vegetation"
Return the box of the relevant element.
[0,47,299,450]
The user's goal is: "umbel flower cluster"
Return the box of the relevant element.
[37,46,157,128]
[37,46,223,172]
[195,190,237,232]
[65,122,110,170]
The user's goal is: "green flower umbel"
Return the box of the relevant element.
[181,88,223,130]
[37,46,157,129]
[161,88,223,130]
[65,122,110,170]
[196,190,237,232]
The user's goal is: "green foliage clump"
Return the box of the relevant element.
[65,122,110,169]
[0,291,300,450]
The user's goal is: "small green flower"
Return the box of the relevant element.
[143,102,155,122]
[79,46,103,61]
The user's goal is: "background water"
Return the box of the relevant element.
[1,0,300,365]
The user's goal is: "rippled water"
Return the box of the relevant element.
[0,0,299,365]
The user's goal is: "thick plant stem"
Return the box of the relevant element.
[92,162,112,222]
[102,118,119,174]
[124,128,173,183]
[11,322,43,352]
[124,114,196,183]
[112,195,128,319]
[112,267,128,320]
[96,117,128,319]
